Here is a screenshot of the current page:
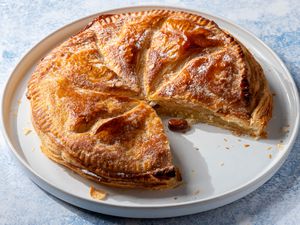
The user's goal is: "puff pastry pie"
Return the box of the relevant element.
[27,10,272,189]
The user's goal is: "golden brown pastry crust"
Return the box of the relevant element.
[27,10,272,189]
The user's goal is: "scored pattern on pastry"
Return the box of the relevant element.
[27,10,272,189]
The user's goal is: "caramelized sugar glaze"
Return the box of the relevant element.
[27,10,272,189]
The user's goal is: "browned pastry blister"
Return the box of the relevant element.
[27,10,272,189]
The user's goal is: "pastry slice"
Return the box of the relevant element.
[27,76,181,189]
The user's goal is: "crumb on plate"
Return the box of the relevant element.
[281,125,290,133]
[277,143,284,150]
[23,128,32,135]
[89,186,107,200]
[244,144,250,148]
[268,154,272,159]
[194,190,200,195]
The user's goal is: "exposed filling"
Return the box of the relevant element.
[150,100,261,136]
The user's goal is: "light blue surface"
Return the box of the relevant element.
[1,0,300,224]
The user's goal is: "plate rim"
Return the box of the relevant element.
[1,4,300,211]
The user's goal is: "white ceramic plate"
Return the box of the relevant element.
[1,6,299,218]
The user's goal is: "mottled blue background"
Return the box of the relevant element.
[1,0,300,224]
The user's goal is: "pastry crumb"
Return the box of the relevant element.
[224,138,228,142]
[168,118,189,132]
[220,162,224,166]
[277,143,284,150]
[23,128,32,135]
[268,154,272,159]
[244,144,250,148]
[90,186,107,200]
[281,125,289,133]
[237,139,242,142]
[267,146,272,150]
[194,189,200,195]
[195,147,199,151]
[225,147,229,150]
